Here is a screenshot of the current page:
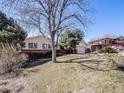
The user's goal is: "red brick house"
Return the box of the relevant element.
[89,38,124,51]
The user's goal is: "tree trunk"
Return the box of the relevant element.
[51,39,56,62]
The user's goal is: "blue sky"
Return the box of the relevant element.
[84,0,124,41]
[0,0,124,42]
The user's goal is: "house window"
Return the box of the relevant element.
[122,43,124,46]
[42,44,47,49]
[99,41,102,44]
[48,44,51,49]
[28,43,37,48]
[106,40,110,44]
[109,40,112,43]
[105,40,107,44]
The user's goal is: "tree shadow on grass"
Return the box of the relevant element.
[56,58,124,71]
[79,61,124,72]
[116,65,124,72]
[56,58,108,71]
[78,62,110,71]
[24,58,51,68]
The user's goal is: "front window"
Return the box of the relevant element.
[42,44,47,49]
[28,43,37,48]
[99,41,102,44]
[109,40,112,43]
[48,44,51,49]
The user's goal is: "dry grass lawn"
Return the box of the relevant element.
[20,54,124,93]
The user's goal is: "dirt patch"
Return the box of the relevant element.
[0,77,33,93]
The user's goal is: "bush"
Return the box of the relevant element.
[27,52,52,60]
[99,46,118,53]
[0,43,28,75]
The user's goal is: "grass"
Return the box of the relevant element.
[19,54,124,93]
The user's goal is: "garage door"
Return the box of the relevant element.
[77,48,85,54]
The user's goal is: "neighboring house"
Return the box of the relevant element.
[24,35,51,50]
[23,35,88,54]
[76,40,89,54]
[89,38,124,51]
[23,35,61,53]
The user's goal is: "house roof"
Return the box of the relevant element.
[76,40,88,47]
[88,38,112,43]
[24,35,51,42]
[89,37,124,44]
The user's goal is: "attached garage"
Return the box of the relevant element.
[77,47,86,54]
[76,41,88,54]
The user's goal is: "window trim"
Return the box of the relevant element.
[28,43,38,48]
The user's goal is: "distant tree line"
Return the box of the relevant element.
[118,36,124,39]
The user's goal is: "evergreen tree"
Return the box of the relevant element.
[60,29,84,50]
[0,11,27,46]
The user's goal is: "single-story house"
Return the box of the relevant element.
[24,35,51,49]
[23,35,56,53]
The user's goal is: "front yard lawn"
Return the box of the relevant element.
[0,54,124,93]
[22,54,124,93]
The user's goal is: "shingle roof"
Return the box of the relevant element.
[76,40,88,47]
[24,35,51,41]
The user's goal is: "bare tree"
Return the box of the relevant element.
[2,0,92,62]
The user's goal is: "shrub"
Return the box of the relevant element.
[0,43,28,75]
[99,46,118,53]
[27,52,52,60]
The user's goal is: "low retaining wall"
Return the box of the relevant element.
[21,49,77,60]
